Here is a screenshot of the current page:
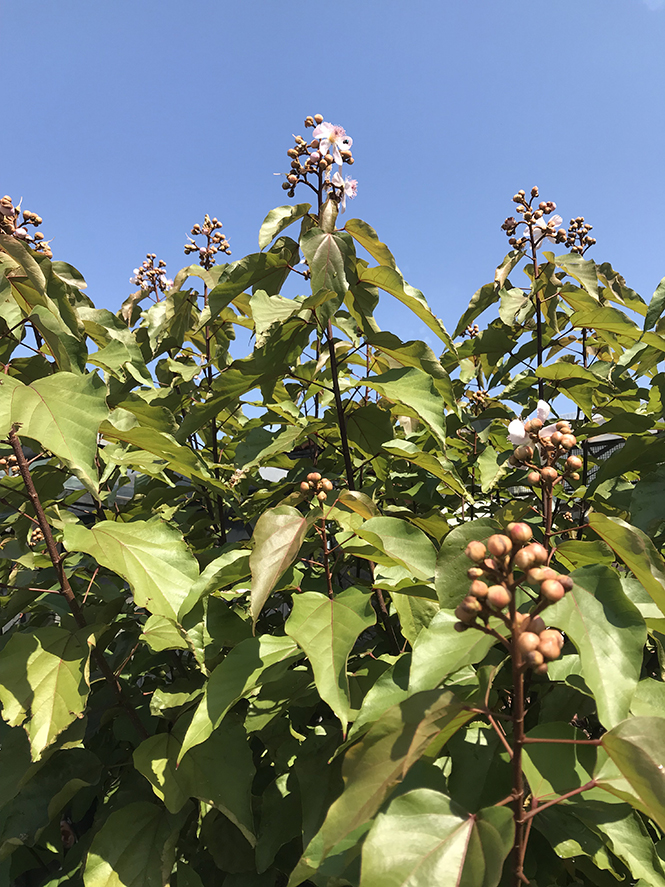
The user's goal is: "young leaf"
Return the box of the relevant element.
[0,626,93,760]
[249,505,313,625]
[63,519,200,622]
[359,790,513,887]
[285,587,375,733]
[547,565,646,728]
[259,204,311,250]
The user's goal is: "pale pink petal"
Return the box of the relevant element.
[540,423,558,439]
[508,419,529,446]
[536,401,551,422]
[331,143,343,165]
[312,122,334,140]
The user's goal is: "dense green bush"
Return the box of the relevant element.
[2,119,665,887]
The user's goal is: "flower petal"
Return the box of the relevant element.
[508,419,529,446]
[540,423,558,439]
[536,401,551,422]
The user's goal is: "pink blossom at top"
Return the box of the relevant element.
[330,171,358,212]
[532,214,563,250]
[312,122,353,166]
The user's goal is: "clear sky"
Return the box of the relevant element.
[3,0,665,346]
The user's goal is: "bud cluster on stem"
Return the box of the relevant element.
[299,471,334,503]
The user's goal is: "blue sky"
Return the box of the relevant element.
[3,0,665,346]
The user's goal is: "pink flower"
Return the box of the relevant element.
[532,214,563,250]
[330,171,358,212]
[312,122,352,166]
[508,401,557,446]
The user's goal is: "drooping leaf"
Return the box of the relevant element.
[589,513,665,617]
[355,516,436,580]
[546,565,646,728]
[453,282,498,338]
[63,519,200,621]
[259,204,311,250]
[0,626,93,760]
[289,690,471,885]
[285,587,375,733]
[0,371,108,493]
[645,276,665,331]
[249,505,313,625]
[359,790,513,887]
[83,802,185,887]
[344,219,397,269]
[600,717,665,831]
[133,718,255,842]
[178,635,302,763]
[360,367,447,448]
[382,439,468,498]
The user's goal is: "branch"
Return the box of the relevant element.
[522,780,598,821]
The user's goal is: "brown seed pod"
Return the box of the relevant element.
[469,580,489,599]
[461,595,483,613]
[526,649,545,668]
[513,445,533,463]
[487,534,513,558]
[508,522,533,544]
[465,541,487,562]
[525,614,546,634]
[454,605,477,624]
[530,418,544,432]
[487,584,511,609]
[538,630,564,661]
[540,467,558,484]
[540,579,565,603]
[550,431,563,447]
[517,631,541,654]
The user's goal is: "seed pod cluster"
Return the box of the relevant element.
[29,526,45,547]
[281,113,355,199]
[456,521,570,674]
[299,472,334,502]
[0,455,19,474]
[511,417,582,485]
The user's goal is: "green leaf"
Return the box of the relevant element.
[382,440,468,499]
[360,367,447,448]
[358,265,453,347]
[477,445,510,493]
[249,505,313,626]
[554,539,615,571]
[359,790,513,887]
[208,239,298,317]
[83,802,185,887]
[390,594,439,646]
[435,519,501,608]
[346,404,394,458]
[301,229,356,297]
[178,635,302,762]
[0,626,93,760]
[522,723,594,801]
[337,489,380,519]
[344,219,397,269]
[133,718,255,842]
[453,283,498,338]
[555,254,599,297]
[63,519,200,621]
[0,371,108,493]
[600,717,665,831]
[259,203,311,250]
[589,513,665,617]
[546,565,646,728]
[645,277,665,330]
[290,690,471,886]
[356,516,436,581]
[285,587,375,733]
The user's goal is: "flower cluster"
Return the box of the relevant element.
[129,254,173,295]
[507,401,582,486]
[501,187,565,253]
[280,114,358,213]
[184,215,231,270]
[0,195,52,258]
[299,471,334,503]
[456,523,570,675]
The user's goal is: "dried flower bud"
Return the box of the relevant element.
[317,491,328,502]
[307,472,322,482]
[314,114,324,124]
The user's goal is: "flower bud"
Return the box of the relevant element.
[314,114,324,124]
[517,631,541,654]
[509,522,533,544]
[299,481,310,494]
[469,580,489,599]
[487,534,513,558]
[534,662,549,675]
[454,605,477,624]
[461,595,483,613]
[321,479,334,492]
[310,151,321,162]
[566,455,583,471]
[540,467,558,485]
[287,174,298,184]
[559,575,574,592]
[526,650,545,668]
[560,434,576,449]
[467,567,484,579]
[556,421,571,432]
[317,491,328,502]
[550,431,563,446]
[527,471,541,486]
[526,615,546,635]
[307,472,322,482]
[487,585,511,609]
[570,472,580,481]
[454,621,469,632]
[287,148,298,158]
[465,541,487,562]
[514,445,533,462]
[538,630,564,661]
[540,579,565,603]
[530,418,543,432]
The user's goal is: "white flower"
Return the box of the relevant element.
[508,401,557,446]
[330,171,358,212]
[160,275,173,290]
[312,121,352,166]
[532,214,563,249]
